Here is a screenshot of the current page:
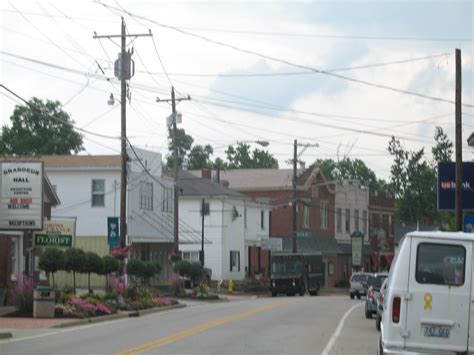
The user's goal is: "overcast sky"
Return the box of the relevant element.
[1,0,473,180]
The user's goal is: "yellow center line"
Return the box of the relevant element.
[117,300,290,355]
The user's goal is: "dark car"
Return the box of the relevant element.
[365,272,388,318]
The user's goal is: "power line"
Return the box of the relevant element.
[97,2,474,108]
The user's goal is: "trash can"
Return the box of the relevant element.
[33,286,55,318]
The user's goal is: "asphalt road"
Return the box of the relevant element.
[0,295,378,355]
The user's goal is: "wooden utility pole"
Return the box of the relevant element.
[93,18,151,248]
[293,139,298,253]
[455,48,463,231]
[157,87,190,255]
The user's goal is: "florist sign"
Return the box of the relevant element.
[34,219,76,248]
[0,161,44,230]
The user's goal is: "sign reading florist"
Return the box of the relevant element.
[34,219,76,248]
[0,162,44,230]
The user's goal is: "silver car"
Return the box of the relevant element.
[349,272,372,299]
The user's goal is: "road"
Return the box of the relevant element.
[0,295,378,355]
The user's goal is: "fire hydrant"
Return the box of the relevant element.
[227,279,234,294]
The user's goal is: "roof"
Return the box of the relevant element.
[0,155,121,168]
[394,223,438,245]
[174,170,248,199]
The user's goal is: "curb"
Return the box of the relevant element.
[52,303,186,329]
[0,332,13,340]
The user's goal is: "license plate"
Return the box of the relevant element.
[423,325,450,338]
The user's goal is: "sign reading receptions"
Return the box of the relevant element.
[34,219,76,248]
[437,162,474,211]
[0,162,44,230]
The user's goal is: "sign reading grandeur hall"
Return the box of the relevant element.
[0,162,44,230]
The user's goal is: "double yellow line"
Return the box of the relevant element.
[118,300,289,355]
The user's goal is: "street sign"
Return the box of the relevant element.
[261,238,282,252]
[438,162,474,211]
[351,231,364,267]
[34,219,76,248]
[0,162,44,230]
[107,217,119,246]
[465,216,474,233]
[297,231,312,238]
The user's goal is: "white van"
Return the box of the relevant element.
[380,231,474,355]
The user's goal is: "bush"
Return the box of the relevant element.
[9,274,36,313]
[83,252,103,294]
[142,261,162,284]
[38,248,65,288]
[64,248,86,294]
[188,262,203,285]
[127,259,145,284]
[173,260,191,277]
[102,255,121,291]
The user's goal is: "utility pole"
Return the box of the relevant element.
[94,18,151,248]
[292,140,298,253]
[201,198,206,267]
[455,48,463,231]
[157,87,191,255]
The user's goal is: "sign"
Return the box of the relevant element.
[261,238,282,252]
[297,231,312,238]
[0,162,43,230]
[351,231,364,267]
[107,217,119,246]
[465,216,474,233]
[34,219,76,248]
[438,162,474,211]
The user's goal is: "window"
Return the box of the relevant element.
[328,262,334,276]
[182,251,200,263]
[336,208,342,233]
[320,201,328,229]
[162,187,172,212]
[354,209,359,232]
[230,250,240,272]
[416,243,465,286]
[302,205,310,228]
[311,185,318,198]
[363,210,367,234]
[92,179,105,207]
[261,210,265,230]
[345,209,350,233]
[139,181,153,211]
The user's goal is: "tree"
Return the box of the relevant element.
[38,248,65,288]
[187,144,214,170]
[0,98,83,155]
[431,126,453,166]
[64,248,86,294]
[101,255,121,291]
[225,143,278,169]
[83,252,103,294]
[127,259,145,285]
[141,261,162,285]
[165,127,194,169]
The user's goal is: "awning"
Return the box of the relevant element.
[371,255,380,268]
[383,255,394,267]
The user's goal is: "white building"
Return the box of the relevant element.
[334,180,369,243]
[177,171,271,281]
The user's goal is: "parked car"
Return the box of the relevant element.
[379,231,473,355]
[349,272,372,299]
[365,272,388,318]
[375,278,388,331]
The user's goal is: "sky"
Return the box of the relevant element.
[1,0,473,181]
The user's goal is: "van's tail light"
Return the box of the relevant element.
[392,297,401,323]
[368,286,375,299]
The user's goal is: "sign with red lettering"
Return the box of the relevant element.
[0,162,44,230]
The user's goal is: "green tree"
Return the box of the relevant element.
[38,248,65,288]
[431,126,453,166]
[83,252,103,294]
[0,98,83,155]
[141,261,162,285]
[165,128,194,169]
[127,259,145,285]
[101,255,121,291]
[64,248,86,294]
[187,144,214,170]
[225,143,278,169]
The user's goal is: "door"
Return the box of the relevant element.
[405,238,470,353]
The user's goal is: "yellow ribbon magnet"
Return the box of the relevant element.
[424,293,433,311]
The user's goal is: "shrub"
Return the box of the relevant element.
[127,259,145,284]
[101,255,121,291]
[64,248,86,294]
[83,252,103,294]
[188,262,204,285]
[142,261,162,285]
[38,248,65,288]
[173,260,191,277]
[9,274,36,313]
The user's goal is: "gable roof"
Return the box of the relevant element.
[1,155,121,168]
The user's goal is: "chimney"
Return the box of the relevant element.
[202,169,211,180]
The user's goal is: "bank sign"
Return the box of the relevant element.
[34,219,76,248]
[438,162,474,211]
[0,162,44,230]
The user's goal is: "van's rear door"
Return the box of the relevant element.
[405,238,470,353]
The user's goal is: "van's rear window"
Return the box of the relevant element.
[416,243,466,286]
